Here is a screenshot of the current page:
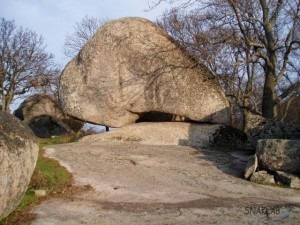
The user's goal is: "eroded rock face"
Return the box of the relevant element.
[14,94,83,138]
[256,139,300,174]
[60,17,230,127]
[0,112,39,219]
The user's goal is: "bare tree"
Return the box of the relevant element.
[37,68,61,98]
[157,9,264,130]
[63,15,107,58]
[0,18,58,113]
[154,0,300,120]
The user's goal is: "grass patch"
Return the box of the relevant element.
[0,135,76,225]
[30,151,72,194]
[37,134,79,149]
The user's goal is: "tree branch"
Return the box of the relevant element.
[275,81,300,104]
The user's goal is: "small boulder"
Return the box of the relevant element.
[250,171,275,185]
[59,17,230,127]
[34,189,47,197]
[14,94,83,138]
[256,139,300,174]
[275,171,300,189]
[0,112,39,218]
[244,154,258,180]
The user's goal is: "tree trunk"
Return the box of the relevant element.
[262,71,277,118]
[229,102,234,127]
[2,95,11,113]
[242,95,251,132]
[242,109,250,133]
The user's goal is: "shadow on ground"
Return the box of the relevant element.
[182,122,254,178]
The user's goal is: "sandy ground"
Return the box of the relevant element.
[30,143,300,225]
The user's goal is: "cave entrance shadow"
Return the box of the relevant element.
[192,146,251,178]
[28,115,68,138]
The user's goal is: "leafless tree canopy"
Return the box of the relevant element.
[63,16,107,58]
[155,0,300,125]
[0,18,59,113]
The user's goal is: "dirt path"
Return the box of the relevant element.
[30,143,300,224]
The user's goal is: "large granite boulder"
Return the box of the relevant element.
[80,122,247,148]
[0,112,39,219]
[14,94,83,138]
[60,17,230,127]
[256,139,300,174]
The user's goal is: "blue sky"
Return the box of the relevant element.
[0,0,168,67]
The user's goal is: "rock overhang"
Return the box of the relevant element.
[59,17,230,127]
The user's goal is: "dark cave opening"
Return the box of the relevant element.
[28,115,68,138]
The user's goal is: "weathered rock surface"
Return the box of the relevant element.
[246,113,300,147]
[244,154,258,179]
[0,112,39,219]
[256,139,300,174]
[275,171,300,189]
[30,143,300,225]
[250,171,275,185]
[14,94,83,138]
[80,122,247,148]
[59,17,230,127]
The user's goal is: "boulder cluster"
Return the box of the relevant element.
[243,114,300,189]
[244,139,300,189]
[14,94,83,138]
[1,16,299,220]
[59,17,299,188]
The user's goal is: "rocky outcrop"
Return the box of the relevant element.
[60,17,230,127]
[244,139,300,188]
[256,139,300,174]
[246,113,300,147]
[0,112,39,219]
[80,122,246,148]
[14,94,83,138]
